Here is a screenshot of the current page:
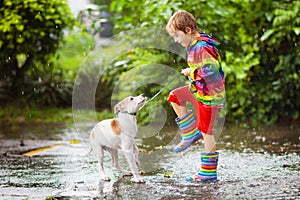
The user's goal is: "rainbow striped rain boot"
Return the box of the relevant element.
[174,110,202,153]
[185,152,219,182]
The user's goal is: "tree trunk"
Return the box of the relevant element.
[11,55,33,92]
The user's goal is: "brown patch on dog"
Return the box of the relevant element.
[91,132,95,140]
[111,119,121,135]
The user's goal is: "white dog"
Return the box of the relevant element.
[90,94,146,183]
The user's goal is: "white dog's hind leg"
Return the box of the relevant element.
[97,146,111,181]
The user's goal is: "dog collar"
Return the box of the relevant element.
[118,111,137,116]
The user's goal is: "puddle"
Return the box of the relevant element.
[0,123,299,199]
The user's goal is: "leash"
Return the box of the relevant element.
[139,73,181,111]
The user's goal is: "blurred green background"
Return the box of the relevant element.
[0,0,299,128]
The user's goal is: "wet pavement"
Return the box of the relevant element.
[0,123,299,199]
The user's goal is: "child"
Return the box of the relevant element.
[165,10,225,182]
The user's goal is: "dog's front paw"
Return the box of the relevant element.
[134,178,145,184]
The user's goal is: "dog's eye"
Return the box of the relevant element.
[130,97,134,101]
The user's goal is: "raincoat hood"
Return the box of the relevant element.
[198,33,220,46]
[190,33,220,48]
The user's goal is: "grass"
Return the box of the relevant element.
[0,105,73,125]
[0,105,114,126]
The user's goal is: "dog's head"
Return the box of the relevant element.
[114,94,146,115]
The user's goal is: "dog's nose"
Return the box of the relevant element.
[141,94,145,97]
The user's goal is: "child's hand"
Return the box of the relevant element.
[181,68,190,76]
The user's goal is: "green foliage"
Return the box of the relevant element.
[22,70,74,107]
[21,30,95,107]
[92,0,111,11]
[0,105,74,124]
[109,0,300,126]
[50,30,95,80]
[1,0,298,126]
[0,0,76,98]
[110,0,182,32]
[75,42,174,112]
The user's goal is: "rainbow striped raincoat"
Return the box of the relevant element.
[187,33,225,106]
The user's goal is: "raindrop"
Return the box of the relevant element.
[21,91,24,95]
[226,142,231,146]
[38,77,42,82]
[255,135,266,142]
[251,131,257,135]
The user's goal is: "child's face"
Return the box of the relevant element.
[170,30,193,48]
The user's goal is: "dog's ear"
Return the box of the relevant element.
[114,101,122,114]
[114,97,130,114]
